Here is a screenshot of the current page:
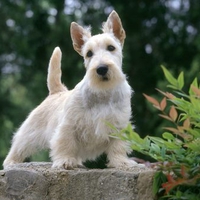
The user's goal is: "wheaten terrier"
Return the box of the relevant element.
[3,11,142,169]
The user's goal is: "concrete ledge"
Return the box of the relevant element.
[0,162,155,200]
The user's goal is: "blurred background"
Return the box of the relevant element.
[1,0,200,169]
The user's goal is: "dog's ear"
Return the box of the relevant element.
[103,10,126,47]
[70,22,91,56]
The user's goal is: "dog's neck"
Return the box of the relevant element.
[84,88,118,108]
[76,80,132,108]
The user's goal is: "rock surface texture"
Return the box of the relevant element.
[0,162,155,200]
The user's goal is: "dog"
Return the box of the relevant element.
[3,10,142,169]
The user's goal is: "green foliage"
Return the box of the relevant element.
[117,66,200,199]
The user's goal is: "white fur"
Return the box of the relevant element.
[3,11,143,169]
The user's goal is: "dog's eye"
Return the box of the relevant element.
[107,45,115,51]
[86,50,93,58]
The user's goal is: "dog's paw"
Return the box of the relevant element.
[3,159,19,169]
[107,158,145,168]
[52,158,82,170]
[125,159,146,168]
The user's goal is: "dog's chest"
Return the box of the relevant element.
[84,89,121,108]
[80,88,131,133]
[69,85,131,146]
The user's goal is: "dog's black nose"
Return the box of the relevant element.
[96,65,108,76]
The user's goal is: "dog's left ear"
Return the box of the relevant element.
[103,10,126,47]
[70,22,91,56]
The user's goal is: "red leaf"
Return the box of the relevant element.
[162,174,176,194]
[164,127,180,134]
[162,173,188,194]
[191,85,200,96]
[181,165,187,178]
[159,114,173,122]
[169,106,178,121]
[164,127,190,139]
[143,94,160,108]
[166,92,175,100]
[183,118,190,129]
[156,89,175,99]
[160,97,167,111]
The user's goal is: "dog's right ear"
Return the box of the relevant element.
[103,11,126,47]
[70,22,91,56]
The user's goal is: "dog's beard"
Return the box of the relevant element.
[86,67,125,91]
[101,76,109,81]
[98,70,110,81]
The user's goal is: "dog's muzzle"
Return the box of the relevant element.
[96,65,108,77]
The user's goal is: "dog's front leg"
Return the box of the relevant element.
[106,139,141,168]
[50,123,82,170]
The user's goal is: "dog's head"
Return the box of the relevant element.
[70,11,126,91]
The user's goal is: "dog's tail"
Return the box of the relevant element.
[47,47,67,95]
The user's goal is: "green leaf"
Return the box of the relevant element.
[161,146,166,159]
[151,143,160,153]
[177,71,184,90]
[191,77,198,87]
[143,137,151,148]
[105,121,119,132]
[126,123,134,133]
[163,141,181,149]
[162,132,175,140]
[189,78,198,95]
[148,136,165,146]
[188,129,200,137]
[161,65,178,87]
[130,131,146,145]
[153,171,167,195]
[185,138,200,151]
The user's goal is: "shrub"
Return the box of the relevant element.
[116,66,200,199]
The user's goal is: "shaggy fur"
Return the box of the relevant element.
[3,11,142,169]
